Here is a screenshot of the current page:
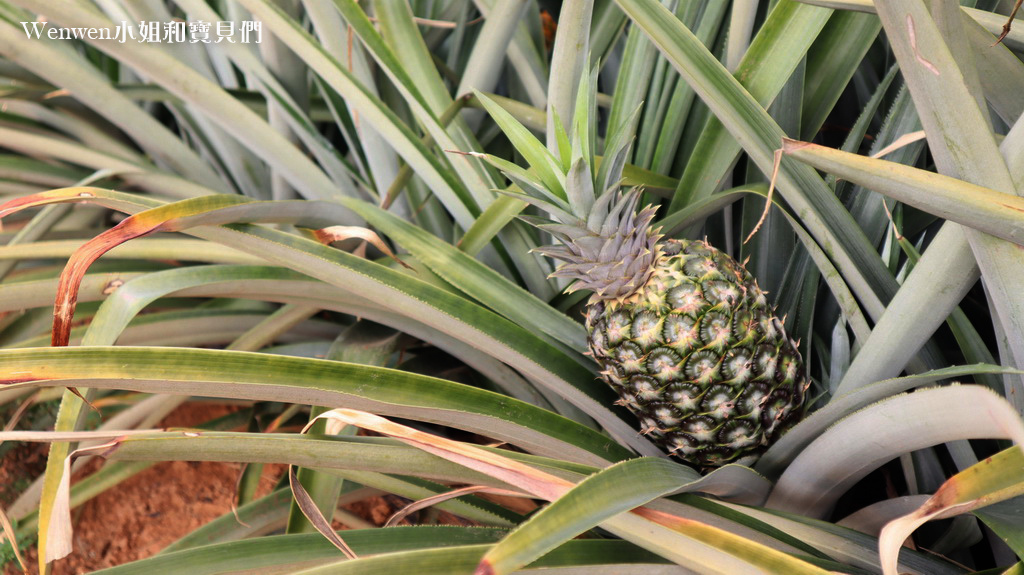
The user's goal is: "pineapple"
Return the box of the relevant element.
[474,80,806,467]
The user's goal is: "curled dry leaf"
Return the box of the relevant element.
[310,408,572,502]
[47,438,124,563]
[0,429,194,565]
[288,414,362,559]
[880,445,1024,575]
[744,146,782,245]
[287,466,358,559]
[0,506,27,572]
[313,225,413,270]
[995,0,1023,46]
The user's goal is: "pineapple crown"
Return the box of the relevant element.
[530,189,662,300]
[474,70,662,301]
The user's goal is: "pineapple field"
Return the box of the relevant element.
[1,0,1024,574]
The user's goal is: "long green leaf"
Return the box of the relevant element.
[289,541,671,575]
[337,0,499,209]
[714,501,967,575]
[0,346,623,465]
[767,385,1024,519]
[783,140,1024,246]
[91,527,507,575]
[0,265,547,407]
[0,126,216,199]
[235,0,478,226]
[479,457,812,574]
[756,364,1022,478]
[800,10,881,140]
[0,18,225,191]
[873,0,1024,376]
[670,0,831,213]
[12,0,351,202]
[545,0,593,152]
[175,0,360,199]
[2,428,600,536]
[343,200,588,352]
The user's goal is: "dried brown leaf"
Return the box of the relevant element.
[313,225,412,270]
[287,466,358,559]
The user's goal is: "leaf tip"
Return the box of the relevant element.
[474,559,497,575]
[445,149,484,158]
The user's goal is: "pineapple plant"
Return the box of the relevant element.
[476,78,806,468]
[3,1,1024,574]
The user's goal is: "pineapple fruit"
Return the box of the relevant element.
[474,79,806,467]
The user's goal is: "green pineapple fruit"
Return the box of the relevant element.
[475,80,806,467]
